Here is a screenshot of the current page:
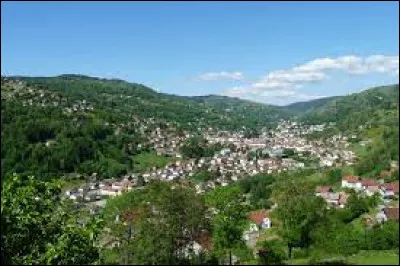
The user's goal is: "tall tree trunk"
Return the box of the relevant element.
[229,250,232,265]
[288,244,292,260]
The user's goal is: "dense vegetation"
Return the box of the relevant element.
[2,75,398,181]
[296,84,398,126]
[1,75,398,265]
[1,98,143,180]
[180,136,224,159]
[7,75,288,131]
[1,174,103,265]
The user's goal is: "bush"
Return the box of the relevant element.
[257,239,286,265]
[368,221,399,250]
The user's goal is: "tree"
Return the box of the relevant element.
[257,239,286,265]
[136,175,145,187]
[206,185,248,265]
[311,214,363,256]
[1,174,103,265]
[327,168,342,185]
[102,181,210,265]
[273,180,327,259]
[180,136,206,159]
[345,193,369,221]
[369,221,399,250]
[283,148,295,158]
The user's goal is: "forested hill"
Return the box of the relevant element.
[2,75,398,130]
[0,74,289,180]
[3,75,291,131]
[293,84,399,126]
[284,95,343,114]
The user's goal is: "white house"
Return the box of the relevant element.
[342,175,362,191]
[380,183,399,199]
[375,211,387,224]
[248,210,272,229]
[100,186,122,197]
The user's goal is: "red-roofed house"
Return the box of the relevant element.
[243,210,272,249]
[361,179,381,196]
[248,210,271,229]
[315,186,333,195]
[342,175,362,191]
[361,179,378,187]
[384,207,399,221]
[381,182,399,199]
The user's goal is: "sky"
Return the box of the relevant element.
[1,1,399,105]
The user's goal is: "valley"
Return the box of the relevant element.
[1,75,398,265]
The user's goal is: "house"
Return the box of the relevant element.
[315,186,333,196]
[375,211,387,224]
[361,179,381,196]
[69,193,82,201]
[100,186,122,197]
[361,179,378,188]
[248,210,272,229]
[342,175,362,191]
[321,192,340,206]
[220,148,231,156]
[383,207,399,221]
[381,182,399,199]
[338,192,349,208]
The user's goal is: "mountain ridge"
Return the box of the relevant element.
[3,74,397,110]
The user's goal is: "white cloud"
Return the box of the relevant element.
[223,54,399,104]
[291,55,399,75]
[196,71,244,81]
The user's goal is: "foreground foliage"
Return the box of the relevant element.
[1,174,103,265]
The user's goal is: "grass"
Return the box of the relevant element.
[348,250,399,265]
[257,227,280,243]
[341,165,356,175]
[132,151,177,173]
[188,170,215,183]
[290,258,310,265]
[305,172,325,183]
[291,250,399,265]
[350,142,370,159]
[60,178,87,191]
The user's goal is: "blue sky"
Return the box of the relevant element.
[1,1,399,105]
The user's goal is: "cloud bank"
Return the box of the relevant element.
[223,54,399,104]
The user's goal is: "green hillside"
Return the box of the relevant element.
[10,75,290,131]
[295,84,399,128]
[1,75,398,181]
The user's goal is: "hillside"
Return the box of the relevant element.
[295,84,399,128]
[295,84,399,178]
[5,75,290,131]
[0,74,290,180]
[284,95,343,114]
[4,75,397,131]
[1,74,398,181]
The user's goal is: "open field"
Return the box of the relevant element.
[133,151,177,173]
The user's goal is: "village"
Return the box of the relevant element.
[61,115,399,255]
[64,119,356,202]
